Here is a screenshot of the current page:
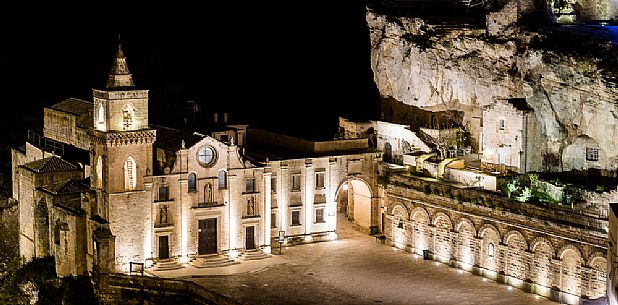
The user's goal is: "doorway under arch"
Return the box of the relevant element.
[335,178,374,235]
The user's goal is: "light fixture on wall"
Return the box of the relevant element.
[342,183,348,191]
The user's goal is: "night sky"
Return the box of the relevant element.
[2,3,381,142]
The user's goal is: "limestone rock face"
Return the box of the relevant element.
[367,8,618,171]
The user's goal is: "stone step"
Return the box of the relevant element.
[239,250,270,261]
[152,261,184,271]
[189,254,239,268]
[190,259,239,268]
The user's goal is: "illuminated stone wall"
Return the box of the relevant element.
[384,177,607,304]
[481,99,543,173]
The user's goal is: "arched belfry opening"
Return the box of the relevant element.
[335,178,374,235]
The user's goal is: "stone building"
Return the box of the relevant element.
[480,98,542,174]
[12,44,382,275]
[338,117,430,164]
[384,174,608,304]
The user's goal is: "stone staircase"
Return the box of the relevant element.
[189,254,239,268]
[238,249,271,261]
[150,258,184,271]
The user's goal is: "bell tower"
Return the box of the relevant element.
[91,43,156,273]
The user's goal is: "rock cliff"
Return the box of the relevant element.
[367,7,618,172]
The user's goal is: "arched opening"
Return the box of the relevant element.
[97,103,106,131]
[383,142,393,163]
[124,156,137,191]
[96,156,103,189]
[188,172,196,192]
[204,183,213,203]
[35,199,50,257]
[335,178,373,235]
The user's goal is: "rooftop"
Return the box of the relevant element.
[49,98,92,116]
[21,156,80,173]
[152,124,206,151]
[40,178,91,195]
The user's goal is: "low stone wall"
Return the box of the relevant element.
[384,174,608,304]
[97,273,239,305]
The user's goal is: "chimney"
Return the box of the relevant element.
[223,112,228,124]
[213,113,218,124]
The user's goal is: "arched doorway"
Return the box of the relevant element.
[335,178,374,235]
[384,142,392,163]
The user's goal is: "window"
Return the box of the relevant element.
[197,146,216,167]
[271,176,277,193]
[188,173,196,192]
[271,212,277,228]
[124,156,136,190]
[291,174,301,191]
[218,170,227,188]
[315,172,325,189]
[122,105,134,130]
[586,148,599,161]
[158,186,169,201]
[54,220,61,245]
[488,243,495,257]
[96,156,103,189]
[291,211,301,226]
[97,103,105,131]
[498,119,505,131]
[220,134,229,142]
[398,219,404,229]
[245,178,255,193]
[315,208,324,223]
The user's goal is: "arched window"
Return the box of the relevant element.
[188,173,196,192]
[97,103,106,131]
[54,219,61,245]
[96,156,103,189]
[218,170,227,189]
[487,243,495,257]
[124,156,137,190]
[122,104,134,130]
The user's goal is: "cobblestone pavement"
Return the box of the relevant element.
[185,215,558,305]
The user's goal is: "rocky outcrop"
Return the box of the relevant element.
[367,7,618,172]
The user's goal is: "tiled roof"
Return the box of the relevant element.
[21,156,80,173]
[50,98,92,115]
[40,179,90,195]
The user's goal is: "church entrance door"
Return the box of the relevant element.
[199,218,217,255]
[245,226,255,250]
[158,236,169,259]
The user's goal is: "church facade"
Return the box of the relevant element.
[12,45,381,276]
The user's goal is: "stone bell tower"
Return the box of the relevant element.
[91,43,156,272]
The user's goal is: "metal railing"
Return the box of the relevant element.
[27,130,65,156]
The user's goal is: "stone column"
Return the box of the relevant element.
[143,181,154,264]
[304,160,314,238]
[263,168,272,252]
[328,158,337,233]
[228,173,238,255]
[179,179,188,261]
[280,164,288,235]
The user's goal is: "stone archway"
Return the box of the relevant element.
[384,142,392,163]
[335,178,374,234]
[35,198,50,257]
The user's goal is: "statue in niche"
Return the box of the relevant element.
[205,183,213,203]
[247,197,255,216]
[159,205,168,224]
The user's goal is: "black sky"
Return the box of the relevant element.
[2,3,381,141]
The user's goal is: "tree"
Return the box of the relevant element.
[542,152,560,173]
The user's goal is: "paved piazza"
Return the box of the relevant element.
[153,215,557,305]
